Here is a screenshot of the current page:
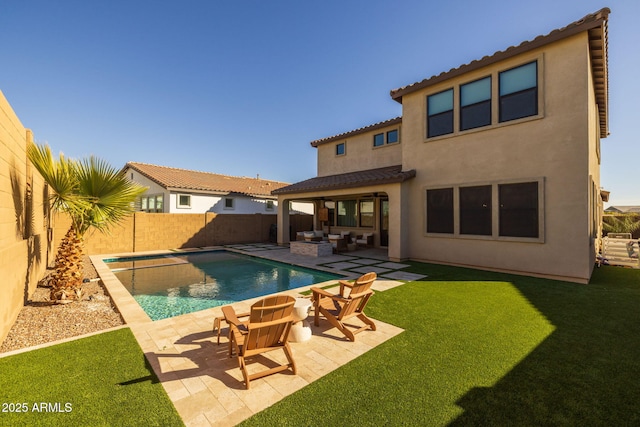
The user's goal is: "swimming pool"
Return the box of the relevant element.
[105,250,342,321]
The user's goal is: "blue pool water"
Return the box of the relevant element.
[105,250,341,321]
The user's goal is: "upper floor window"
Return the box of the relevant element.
[224,197,235,209]
[499,61,538,123]
[387,129,399,144]
[336,142,346,156]
[177,194,191,208]
[373,129,400,147]
[427,89,454,138]
[460,77,491,131]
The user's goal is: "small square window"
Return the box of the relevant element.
[177,194,191,208]
[373,133,384,147]
[266,200,274,211]
[387,129,399,144]
[336,142,346,156]
[224,198,235,209]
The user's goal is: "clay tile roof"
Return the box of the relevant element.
[310,117,402,147]
[272,165,416,195]
[390,8,610,136]
[125,162,289,198]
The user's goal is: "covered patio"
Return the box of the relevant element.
[272,165,416,262]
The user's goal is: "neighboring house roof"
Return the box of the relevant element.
[389,7,610,137]
[125,162,289,198]
[605,206,640,214]
[272,165,416,195]
[310,117,402,147]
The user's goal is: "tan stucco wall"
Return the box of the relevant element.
[400,32,599,282]
[0,90,50,344]
[316,122,402,177]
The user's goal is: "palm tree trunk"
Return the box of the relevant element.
[50,226,84,302]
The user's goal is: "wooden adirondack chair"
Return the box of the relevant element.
[222,295,297,389]
[311,272,377,342]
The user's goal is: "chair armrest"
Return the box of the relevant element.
[222,306,247,331]
[338,280,355,296]
[311,287,334,298]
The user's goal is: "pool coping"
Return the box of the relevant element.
[91,246,363,326]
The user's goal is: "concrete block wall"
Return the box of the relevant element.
[52,211,313,255]
[0,90,50,345]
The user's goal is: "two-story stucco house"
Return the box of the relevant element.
[274,8,610,283]
[124,162,313,214]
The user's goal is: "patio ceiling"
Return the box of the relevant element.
[271,165,416,196]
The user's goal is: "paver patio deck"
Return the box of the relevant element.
[92,244,414,426]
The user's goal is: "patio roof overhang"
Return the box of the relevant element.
[272,165,416,196]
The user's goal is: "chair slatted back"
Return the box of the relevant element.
[338,272,375,320]
[245,295,295,352]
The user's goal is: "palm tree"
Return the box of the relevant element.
[27,143,147,302]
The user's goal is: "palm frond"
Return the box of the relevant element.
[74,156,147,235]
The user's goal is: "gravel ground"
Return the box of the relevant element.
[0,257,124,354]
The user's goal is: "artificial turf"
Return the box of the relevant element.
[240,264,640,426]
[1,264,638,426]
[0,328,183,427]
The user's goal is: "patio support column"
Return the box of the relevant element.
[387,184,409,261]
[277,197,290,245]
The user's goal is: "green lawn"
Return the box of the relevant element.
[0,328,183,427]
[1,264,638,426]
[241,264,640,426]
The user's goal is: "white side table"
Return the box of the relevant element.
[289,297,313,342]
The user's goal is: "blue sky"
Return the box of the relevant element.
[1,1,637,206]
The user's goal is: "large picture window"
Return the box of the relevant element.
[426,188,454,233]
[499,61,538,123]
[426,180,542,241]
[359,200,374,228]
[499,182,539,238]
[337,200,357,227]
[427,89,454,138]
[459,185,492,235]
[460,77,491,131]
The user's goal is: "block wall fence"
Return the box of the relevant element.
[52,212,313,255]
[0,91,51,345]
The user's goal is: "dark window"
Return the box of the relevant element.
[426,188,454,233]
[373,133,384,147]
[427,89,454,138]
[460,185,492,235]
[387,129,399,144]
[460,77,491,131]
[499,61,538,123]
[499,182,539,238]
[336,142,345,155]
